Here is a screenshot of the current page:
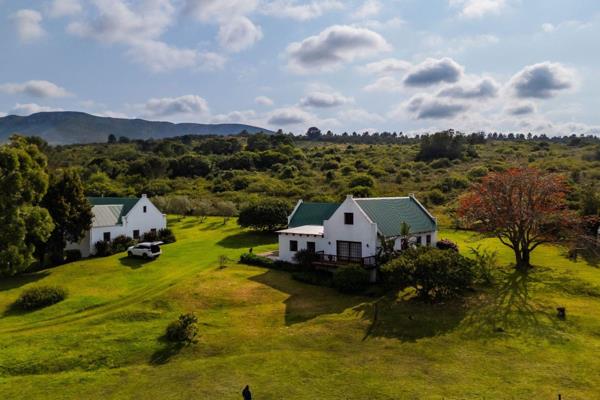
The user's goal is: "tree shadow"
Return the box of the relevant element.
[460,269,564,341]
[217,232,277,249]
[198,220,225,231]
[149,336,185,365]
[0,271,50,291]
[250,269,366,325]
[119,256,154,269]
[355,295,469,342]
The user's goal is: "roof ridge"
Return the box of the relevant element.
[355,196,410,200]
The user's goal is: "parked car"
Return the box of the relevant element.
[127,241,163,259]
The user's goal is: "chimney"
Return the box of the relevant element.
[141,194,147,198]
[346,194,354,199]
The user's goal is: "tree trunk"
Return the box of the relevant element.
[514,247,531,271]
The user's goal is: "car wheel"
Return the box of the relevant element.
[143,253,149,259]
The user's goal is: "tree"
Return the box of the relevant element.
[238,199,291,231]
[0,136,54,276]
[306,127,322,140]
[107,134,117,144]
[458,167,573,270]
[416,130,464,161]
[41,169,93,265]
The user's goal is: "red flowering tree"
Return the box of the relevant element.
[458,167,574,270]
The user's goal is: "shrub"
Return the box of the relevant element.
[469,245,498,285]
[238,199,291,231]
[240,253,275,268]
[293,249,319,269]
[292,270,333,287]
[429,158,452,169]
[166,313,198,344]
[112,235,135,253]
[467,166,489,180]
[436,238,459,252]
[142,230,159,242]
[65,249,82,263]
[332,265,370,294]
[158,228,176,244]
[94,240,113,257]
[428,189,446,205]
[15,286,67,310]
[349,173,374,188]
[350,185,372,198]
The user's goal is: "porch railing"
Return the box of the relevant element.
[315,252,377,268]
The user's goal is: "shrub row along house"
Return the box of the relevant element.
[66,194,167,257]
[277,195,438,281]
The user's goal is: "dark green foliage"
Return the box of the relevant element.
[416,130,465,161]
[112,235,135,253]
[427,189,446,205]
[293,249,318,269]
[429,158,452,169]
[170,155,211,178]
[332,265,370,294]
[15,286,67,310]
[239,253,275,268]
[166,313,198,344]
[94,240,113,257]
[65,249,82,262]
[195,137,242,155]
[217,151,258,170]
[350,185,372,198]
[142,231,159,242]
[292,270,333,287]
[436,239,459,252]
[158,228,176,244]
[381,248,475,301]
[238,199,291,231]
[349,173,374,188]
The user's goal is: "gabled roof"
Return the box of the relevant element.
[88,197,139,225]
[354,197,436,237]
[288,202,339,228]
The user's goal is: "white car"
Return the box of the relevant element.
[127,241,163,259]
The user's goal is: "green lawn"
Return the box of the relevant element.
[1,218,599,399]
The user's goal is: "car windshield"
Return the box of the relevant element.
[150,245,160,253]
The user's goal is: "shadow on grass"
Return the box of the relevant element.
[217,231,277,249]
[119,256,154,269]
[250,269,365,325]
[0,271,50,291]
[149,336,185,365]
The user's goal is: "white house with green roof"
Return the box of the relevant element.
[65,194,166,257]
[277,195,437,276]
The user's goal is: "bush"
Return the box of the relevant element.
[292,270,333,287]
[469,245,497,285]
[381,248,475,302]
[166,313,198,344]
[158,228,176,244]
[293,249,319,269]
[436,238,459,252]
[429,158,452,169]
[112,235,135,253]
[94,240,113,257]
[142,230,159,242]
[238,199,291,231]
[427,189,446,205]
[65,249,82,262]
[15,286,67,310]
[240,252,275,268]
[349,173,374,188]
[332,265,370,294]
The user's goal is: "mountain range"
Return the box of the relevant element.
[0,112,271,144]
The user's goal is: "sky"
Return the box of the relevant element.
[1,0,600,136]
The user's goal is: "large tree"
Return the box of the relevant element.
[42,169,93,265]
[0,136,54,276]
[458,167,573,270]
[238,199,290,231]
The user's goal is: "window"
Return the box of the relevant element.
[103,232,111,242]
[143,206,147,213]
[133,230,140,239]
[344,212,354,225]
[416,236,422,246]
[290,240,298,252]
[426,234,431,246]
[307,241,316,253]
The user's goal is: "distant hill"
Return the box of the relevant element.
[0,112,272,144]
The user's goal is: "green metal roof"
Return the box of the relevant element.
[289,202,339,228]
[355,197,436,236]
[88,197,139,225]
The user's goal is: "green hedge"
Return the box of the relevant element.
[239,253,297,271]
[15,286,68,310]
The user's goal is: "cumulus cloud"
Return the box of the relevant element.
[449,0,506,18]
[268,107,313,125]
[437,77,499,99]
[126,40,225,72]
[509,62,576,99]
[405,94,468,119]
[141,95,209,117]
[47,0,82,18]
[353,0,381,19]
[300,91,353,108]
[11,103,64,115]
[185,0,258,21]
[261,0,343,21]
[0,80,72,98]
[363,76,404,92]
[11,9,45,43]
[506,102,536,116]
[255,96,274,106]
[360,58,411,75]
[218,16,263,52]
[404,57,464,87]
[286,25,391,73]
[211,109,257,123]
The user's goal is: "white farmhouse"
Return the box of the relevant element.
[66,194,167,257]
[277,195,437,281]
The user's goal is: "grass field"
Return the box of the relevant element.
[1,217,599,399]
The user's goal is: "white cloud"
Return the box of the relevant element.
[508,62,576,99]
[363,76,404,92]
[449,0,506,18]
[0,112,7,118]
[357,17,404,30]
[218,16,263,52]
[300,91,353,108]
[401,94,469,120]
[437,77,500,99]
[338,108,385,124]
[211,109,257,123]
[268,107,314,125]
[353,0,381,19]
[47,0,82,18]
[505,102,536,116]
[141,95,210,117]
[127,39,225,72]
[255,96,274,106]
[403,57,464,87]
[0,80,72,98]
[11,103,64,115]
[360,58,411,75]
[286,25,391,73]
[261,0,343,21]
[11,9,45,43]
[98,110,129,119]
[185,0,258,21]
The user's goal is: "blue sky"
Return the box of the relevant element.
[1,0,599,136]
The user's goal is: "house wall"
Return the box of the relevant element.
[322,197,378,258]
[278,234,326,263]
[65,230,92,258]
[392,230,438,250]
